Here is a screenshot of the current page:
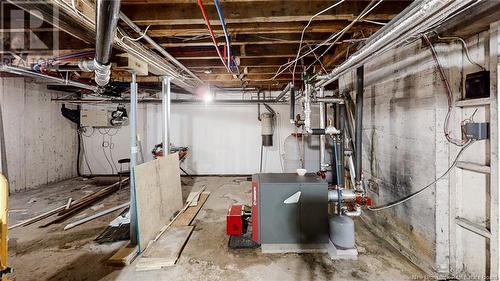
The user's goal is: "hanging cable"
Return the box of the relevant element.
[197,0,230,72]
[368,140,475,211]
[423,34,469,146]
[305,0,384,72]
[120,25,151,42]
[270,0,381,81]
[433,31,486,71]
[291,0,346,82]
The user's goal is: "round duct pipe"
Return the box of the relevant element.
[261,113,274,147]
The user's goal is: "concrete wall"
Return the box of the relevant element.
[0,78,78,192]
[80,104,306,175]
[339,30,491,276]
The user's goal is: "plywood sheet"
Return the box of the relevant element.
[135,153,183,249]
[135,226,193,271]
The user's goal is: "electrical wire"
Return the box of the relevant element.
[423,34,469,147]
[271,0,381,82]
[213,0,232,69]
[433,31,486,71]
[305,0,384,72]
[291,0,346,82]
[197,0,231,72]
[368,140,475,211]
[120,25,152,42]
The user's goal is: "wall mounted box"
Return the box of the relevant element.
[464,122,489,140]
[465,71,490,99]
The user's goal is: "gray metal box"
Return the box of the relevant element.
[253,173,328,245]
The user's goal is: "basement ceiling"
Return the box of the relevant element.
[1,0,413,92]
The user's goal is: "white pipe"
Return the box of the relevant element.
[162,76,172,155]
[304,84,312,134]
[64,202,129,230]
[347,154,357,189]
[316,0,478,88]
[328,188,357,202]
[319,87,326,171]
[343,205,362,217]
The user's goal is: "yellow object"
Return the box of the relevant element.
[0,174,8,281]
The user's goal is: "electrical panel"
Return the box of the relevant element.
[465,71,490,99]
[464,122,489,140]
[80,104,129,127]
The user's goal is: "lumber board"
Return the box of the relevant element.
[107,243,139,266]
[39,179,128,228]
[186,191,200,207]
[135,153,183,250]
[135,226,193,271]
[172,192,210,227]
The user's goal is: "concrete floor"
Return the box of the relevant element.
[8,176,426,281]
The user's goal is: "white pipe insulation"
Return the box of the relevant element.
[315,0,480,88]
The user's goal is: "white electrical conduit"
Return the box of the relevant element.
[0,65,98,92]
[49,0,201,92]
[119,13,203,84]
[316,0,480,88]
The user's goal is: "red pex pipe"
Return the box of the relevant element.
[197,0,230,72]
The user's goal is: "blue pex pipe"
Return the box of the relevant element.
[213,0,232,69]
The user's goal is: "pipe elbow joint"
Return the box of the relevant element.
[94,60,111,87]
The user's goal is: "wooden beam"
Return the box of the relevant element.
[165,44,331,59]
[145,21,381,37]
[121,1,408,25]
[178,57,316,68]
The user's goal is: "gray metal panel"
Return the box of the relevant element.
[260,183,301,244]
[256,173,326,184]
[256,173,329,245]
[299,183,329,243]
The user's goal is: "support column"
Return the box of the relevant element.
[161,76,172,155]
[129,72,139,247]
[319,87,326,172]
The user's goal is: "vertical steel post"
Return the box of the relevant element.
[355,65,364,184]
[161,76,172,155]
[289,86,295,122]
[0,174,8,279]
[129,72,139,247]
[339,103,346,187]
[319,87,326,171]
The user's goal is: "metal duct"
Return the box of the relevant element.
[0,65,98,92]
[274,82,292,101]
[95,0,121,87]
[316,0,479,87]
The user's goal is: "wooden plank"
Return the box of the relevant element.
[135,153,183,250]
[456,161,491,174]
[186,192,200,207]
[135,226,194,271]
[172,192,210,227]
[455,217,492,239]
[107,243,139,266]
[455,98,492,107]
